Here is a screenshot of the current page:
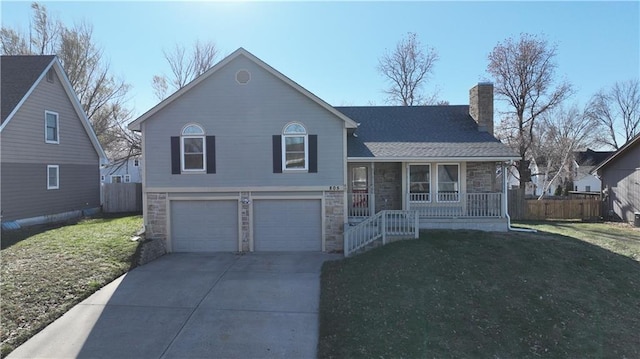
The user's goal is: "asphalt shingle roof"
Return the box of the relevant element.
[1,55,55,124]
[336,105,519,159]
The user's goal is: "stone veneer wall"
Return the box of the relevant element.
[466,162,498,192]
[240,192,251,252]
[324,191,344,252]
[374,163,402,212]
[146,193,167,240]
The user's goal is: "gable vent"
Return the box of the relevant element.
[236,69,251,84]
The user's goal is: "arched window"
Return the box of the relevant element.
[181,124,206,171]
[282,122,308,171]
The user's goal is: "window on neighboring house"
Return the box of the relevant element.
[181,124,206,171]
[437,164,459,202]
[124,175,131,183]
[586,185,591,192]
[45,111,59,143]
[111,175,122,183]
[282,122,308,171]
[133,159,139,167]
[409,165,430,202]
[47,165,59,189]
[100,175,105,181]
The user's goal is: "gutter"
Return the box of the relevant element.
[503,161,537,233]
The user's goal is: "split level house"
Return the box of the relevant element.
[128,48,519,254]
[591,134,640,223]
[0,55,108,228]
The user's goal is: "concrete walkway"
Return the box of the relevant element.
[8,252,341,359]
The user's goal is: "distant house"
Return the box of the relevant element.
[0,55,108,228]
[128,48,519,254]
[100,156,142,183]
[572,149,614,193]
[592,135,640,223]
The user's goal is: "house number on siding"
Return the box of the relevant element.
[328,185,343,191]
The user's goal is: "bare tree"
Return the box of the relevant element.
[0,2,134,157]
[378,32,439,106]
[586,79,640,150]
[531,105,599,199]
[488,33,573,190]
[152,40,219,100]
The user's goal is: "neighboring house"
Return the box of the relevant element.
[592,135,640,223]
[572,149,613,192]
[0,55,108,228]
[101,157,142,183]
[128,48,519,253]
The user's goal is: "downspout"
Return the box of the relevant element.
[504,161,537,233]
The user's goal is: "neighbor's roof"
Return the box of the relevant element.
[128,47,358,131]
[0,55,108,164]
[591,133,640,174]
[1,55,55,124]
[337,105,520,160]
[574,148,614,167]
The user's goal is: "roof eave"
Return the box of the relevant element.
[128,48,358,131]
[347,155,521,162]
[591,135,640,174]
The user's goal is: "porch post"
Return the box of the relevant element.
[370,162,375,215]
[502,162,508,217]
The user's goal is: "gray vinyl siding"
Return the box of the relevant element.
[1,163,100,221]
[253,199,322,251]
[143,55,345,188]
[0,70,99,165]
[601,144,640,223]
[0,69,100,222]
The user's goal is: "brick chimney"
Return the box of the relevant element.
[469,82,494,135]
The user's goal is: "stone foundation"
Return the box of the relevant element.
[136,237,167,266]
[146,192,167,242]
[324,191,345,252]
[240,192,251,252]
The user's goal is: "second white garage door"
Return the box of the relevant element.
[171,200,239,252]
[253,199,322,251]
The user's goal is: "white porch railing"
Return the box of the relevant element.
[409,192,502,218]
[344,210,419,257]
[348,192,371,217]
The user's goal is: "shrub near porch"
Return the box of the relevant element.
[319,228,640,358]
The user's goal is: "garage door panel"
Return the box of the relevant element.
[254,199,321,251]
[171,200,238,252]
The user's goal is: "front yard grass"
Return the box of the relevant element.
[319,224,640,358]
[1,215,142,356]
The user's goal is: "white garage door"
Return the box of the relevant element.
[253,199,322,251]
[170,200,238,252]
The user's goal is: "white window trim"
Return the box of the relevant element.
[436,163,460,202]
[45,111,59,144]
[100,175,105,181]
[47,165,59,190]
[180,135,206,172]
[408,164,431,203]
[124,174,131,183]
[282,122,308,172]
[133,159,139,167]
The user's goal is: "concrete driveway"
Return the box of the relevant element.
[8,252,341,359]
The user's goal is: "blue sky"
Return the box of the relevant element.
[2,1,639,119]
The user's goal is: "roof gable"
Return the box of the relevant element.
[0,55,108,164]
[1,55,55,124]
[592,134,640,173]
[129,47,358,131]
[337,105,519,160]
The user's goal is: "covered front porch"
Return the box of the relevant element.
[347,161,508,231]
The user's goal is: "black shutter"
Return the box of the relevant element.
[170,136,180,174]
[206,136,216,174]
[309,135,318,173]
[272,135,282,173]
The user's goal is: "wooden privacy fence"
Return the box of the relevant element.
[526,199,601,220]
[508,190,601,220]
[102,183,142,213]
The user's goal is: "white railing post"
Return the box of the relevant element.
[382,212,387,245]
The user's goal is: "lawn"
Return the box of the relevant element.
[1,215,142,356]
[319,224,640,358]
